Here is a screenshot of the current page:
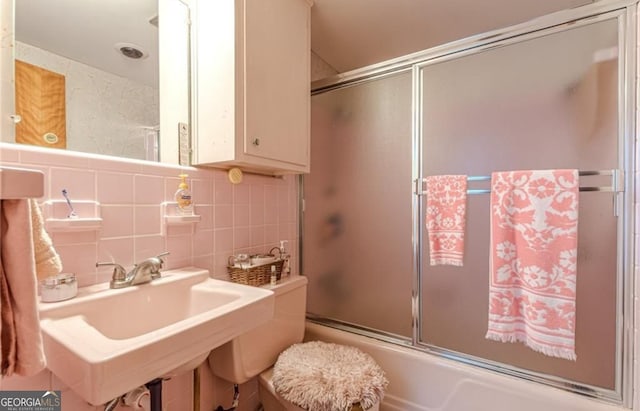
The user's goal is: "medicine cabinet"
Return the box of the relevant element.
[190,0,312,174]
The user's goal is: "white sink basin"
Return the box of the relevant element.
[39,267,274,406]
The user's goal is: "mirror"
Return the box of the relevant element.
[4,0,190,163]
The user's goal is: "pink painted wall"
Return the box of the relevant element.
[0,141,299,410]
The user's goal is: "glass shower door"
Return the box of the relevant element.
[303,71,414,338]
[419,17,620,389]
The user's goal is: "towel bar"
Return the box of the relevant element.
[0,166,45,199]
[416,169,623,195]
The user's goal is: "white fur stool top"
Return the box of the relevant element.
[272,341,388,411]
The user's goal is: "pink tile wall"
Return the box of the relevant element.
[0,142,300,409]
[0,143,299,286]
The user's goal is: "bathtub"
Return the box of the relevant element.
[303,322,625,411]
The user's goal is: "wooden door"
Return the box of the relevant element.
[15,60,66,149]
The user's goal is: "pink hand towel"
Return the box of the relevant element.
[486,170,578,361]
[0,199,47,376]
[425,175,467,266]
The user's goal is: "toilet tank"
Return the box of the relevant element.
[208,275,308,384]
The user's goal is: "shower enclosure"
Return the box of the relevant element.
[302,1,635,405]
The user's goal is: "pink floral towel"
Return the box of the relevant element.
[486,170,579,361]
[425,175,467,266]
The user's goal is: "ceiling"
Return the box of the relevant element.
[15,0,159,87]
[310,0,595,73]
[15,0,596,84]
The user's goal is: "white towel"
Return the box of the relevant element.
[29,200,62,281]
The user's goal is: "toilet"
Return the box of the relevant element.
[208,275,309,410]
[207,275,383,411]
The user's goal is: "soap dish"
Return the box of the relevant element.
[40,273,78,303]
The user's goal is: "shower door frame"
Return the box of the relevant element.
[304,0,637,406]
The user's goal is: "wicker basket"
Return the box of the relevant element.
[228,259,284,286]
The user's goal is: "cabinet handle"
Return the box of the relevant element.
[252,138,260,146]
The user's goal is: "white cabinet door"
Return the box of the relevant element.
[243,0,310,169]
[192,0,311,174]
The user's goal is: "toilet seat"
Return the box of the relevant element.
[258,368,380,411]
[272,341,386,411]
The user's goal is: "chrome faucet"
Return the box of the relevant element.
[96,252,169,289]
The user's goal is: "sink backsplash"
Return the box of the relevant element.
[0,142,299,288]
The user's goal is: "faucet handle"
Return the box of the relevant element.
[152,251,169,267]
[96,261,127,281]
[148,252,169,279]
[155,251,170,262]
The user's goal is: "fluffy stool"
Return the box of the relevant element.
[272,341,388,411]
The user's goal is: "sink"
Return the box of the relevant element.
[39,267,274,405]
